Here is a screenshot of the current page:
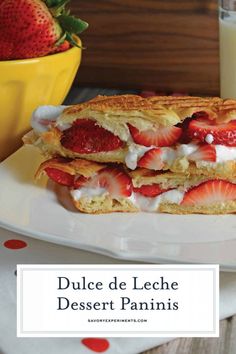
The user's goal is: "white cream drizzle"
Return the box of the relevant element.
[31,105,67,133]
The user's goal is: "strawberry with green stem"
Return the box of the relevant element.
[0,0,88,60]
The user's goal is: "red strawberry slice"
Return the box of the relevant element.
[188,145,216,162]
[134,184,169,197]
[188,118,236,146]
[181,180,236,206]
[74,167,132,197]
[61,119,123,154]
[137,148,164,170]
[128,124,182,147]
[45,167,74,187]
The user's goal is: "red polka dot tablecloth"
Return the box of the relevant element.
[1,230,236,354]
[0,230,170,354]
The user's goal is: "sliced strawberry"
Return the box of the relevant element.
[128,124,182,147]
[61,119,123,154]
[188,118,236,146]
[137,148,164,170]
[188,145,216,162]
[74,166,132,197]
[181,180,236,206]
[134,184,169,197]
[45,168,74,187]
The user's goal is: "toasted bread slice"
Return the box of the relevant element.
[25,94,236,143]
[36,157,236,190]
[36,157,236,214]
[24,94,236,178]
[36,157,105,179]
[58,95,236,140]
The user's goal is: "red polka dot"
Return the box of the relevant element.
[3,239,27,250]
[81,338,110,352]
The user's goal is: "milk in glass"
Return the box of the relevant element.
[219,1,236,98]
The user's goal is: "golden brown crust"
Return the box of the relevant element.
[72,195,139,214]
[186,161,236,178]
[24,94,236,175]
[130,169,209,189]
[130,166,236,187]
[71,195,236,214]
[62,94,219,117]
[36,157,105,179]
[23,95,236,177]
[57,96,182,139]
[159,201,236,214]
[61,94,236,125]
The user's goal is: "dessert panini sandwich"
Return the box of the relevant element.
[24,94,236,214]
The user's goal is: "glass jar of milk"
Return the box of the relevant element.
[219,0,236,98]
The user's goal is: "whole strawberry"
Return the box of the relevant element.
[0,0,88,60]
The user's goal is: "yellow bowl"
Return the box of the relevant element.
[0,39,82,161]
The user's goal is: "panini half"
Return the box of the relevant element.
[36,157,236,214]
[24,95,236,178]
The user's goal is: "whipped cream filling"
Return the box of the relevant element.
[31,105,67,133]
[196,145,236,168]
[71,187,108,200]
[125,143,153,169]
[125,144,178,170]
[124,142,236,170]
[128,189,184,212]
[177,143,236,163]
[176,143,198,157]
[215,145,236,163]
[71,185,184,212]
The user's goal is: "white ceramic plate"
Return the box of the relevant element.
[1,146,236,270]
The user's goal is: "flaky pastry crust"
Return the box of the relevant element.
[24,94,236,177]
[72,195,236,215]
